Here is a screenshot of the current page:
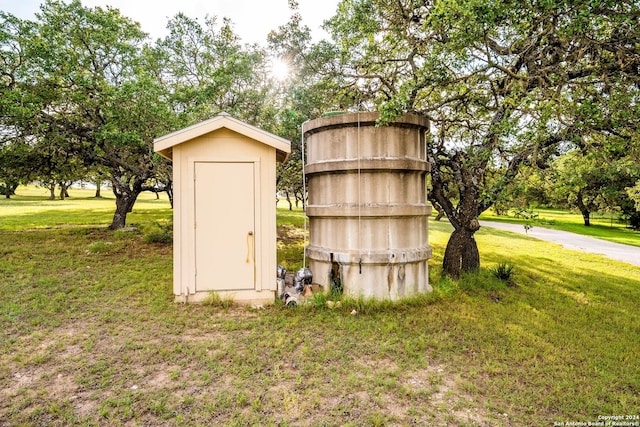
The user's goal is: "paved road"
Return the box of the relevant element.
[479,221,640,267]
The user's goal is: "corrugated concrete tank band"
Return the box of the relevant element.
[303,112,432,299]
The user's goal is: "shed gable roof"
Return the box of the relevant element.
[153,112,291,162]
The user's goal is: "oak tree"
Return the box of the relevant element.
[0,0,173,228]
[323,0,640,277]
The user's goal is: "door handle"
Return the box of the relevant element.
[246,231,254,263]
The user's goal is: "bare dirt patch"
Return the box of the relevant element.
[400,363,492,426]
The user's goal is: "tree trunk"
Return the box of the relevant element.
[442,219,481,278]
[576,191,591,226]
[434,205,445,221]
[462,235,480,273]
[59,183,69,200]
[110,193,138,230]
[109,175,144,230]
[165,180,174,208]
[285,191,292,211]
[296,191,306,210]
[49,183,56,200]
[95,179,102,198]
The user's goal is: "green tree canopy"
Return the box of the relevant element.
[0,0,170,227]
[546,148,639,226]
[157,13,280,129]
[1,1,284,228]
[318,0,640,277]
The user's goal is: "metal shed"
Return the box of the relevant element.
[154,113,291,304]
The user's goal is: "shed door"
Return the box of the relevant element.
[194,161,256,291]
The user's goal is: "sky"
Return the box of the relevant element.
[0,0,341,45]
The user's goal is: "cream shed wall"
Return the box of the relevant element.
[171,128,279,303]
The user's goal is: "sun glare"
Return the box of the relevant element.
[270,57,290,81]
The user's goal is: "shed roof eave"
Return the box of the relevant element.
[153,113,291,160]
[156,146,288,164]
[156,148,172,161]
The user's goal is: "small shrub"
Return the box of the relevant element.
[201,292,236,309]
[511,207,538,233]
[491,262,516,285]
[144,220,173,244]
[144,231,173,244]
[86,241,112,254]
[308,291,328,308]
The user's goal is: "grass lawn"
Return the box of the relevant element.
[1,187,639,426]
[480,207,640,247]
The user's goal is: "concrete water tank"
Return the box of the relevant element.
[303,112,432,299]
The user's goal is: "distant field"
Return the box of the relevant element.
[0,185,172,231]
